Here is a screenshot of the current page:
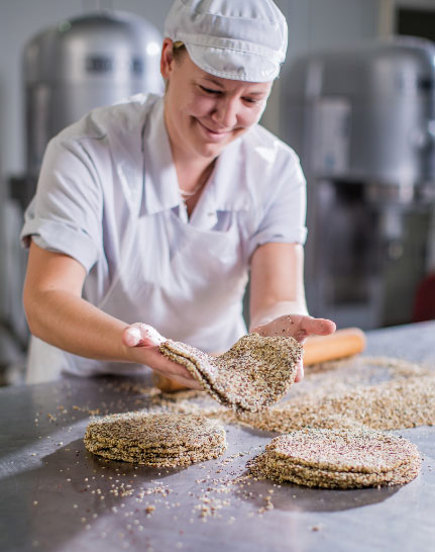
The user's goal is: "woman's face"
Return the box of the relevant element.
[161,39,273,161]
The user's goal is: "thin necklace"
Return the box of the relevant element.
[179,161,216,199]
[179,181,205,198]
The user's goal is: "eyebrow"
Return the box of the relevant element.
[202,76,267,96]
[202,76,225,88]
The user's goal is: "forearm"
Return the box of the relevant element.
[22,243,200,387]
[249,243,309,330]
[25,289,133,362]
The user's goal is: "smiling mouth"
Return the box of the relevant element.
[197,119,232,136]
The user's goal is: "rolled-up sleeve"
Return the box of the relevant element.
[247,149,307,258]
[21,136,103,273]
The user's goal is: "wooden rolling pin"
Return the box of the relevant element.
[303,327,366,366]
[153,327,366,393]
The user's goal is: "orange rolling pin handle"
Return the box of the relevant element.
[303,327,366,366]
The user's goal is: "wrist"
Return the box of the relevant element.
[250,301,309,330]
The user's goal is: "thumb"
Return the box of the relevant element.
[314,318,336,336]
[123,323,166,348]
[302,317,336,338]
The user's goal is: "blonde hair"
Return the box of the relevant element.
[172,40,186,60]
[164,41,187,92]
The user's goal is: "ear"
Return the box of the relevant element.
[160,38,175,80]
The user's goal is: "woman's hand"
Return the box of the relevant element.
[251,314,336,382]
[122,323,202,390]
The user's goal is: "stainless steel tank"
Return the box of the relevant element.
[281,37,435,329]
[23,11,163,176]
[283,36,435,191]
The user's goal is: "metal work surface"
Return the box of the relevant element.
[1,322,435,552]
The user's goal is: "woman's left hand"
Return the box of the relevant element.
[251,314,336,382]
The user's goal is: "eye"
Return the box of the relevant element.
[243,97,258,104]
[199,85,222,95]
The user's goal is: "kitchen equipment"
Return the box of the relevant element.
[23,10,163,178]
[413,203,435,321]
[13,10,162,208]
[154,327,366,393]
[281,37,435,329]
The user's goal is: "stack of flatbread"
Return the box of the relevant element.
[84,411,226,467]
[248,428,421,489]
[159,333,303,413]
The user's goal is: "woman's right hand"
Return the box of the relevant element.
[122,323,202,390]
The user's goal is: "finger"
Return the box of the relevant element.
[299,317,336,339]
[294,359,304,383]
[169,376,203,390]
[123,325,143,347]
[312,318,336,335]
[155,358,201,386]
[156,370,202,390]
[123,323,166,348]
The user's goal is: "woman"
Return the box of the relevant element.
[21,0,335,386]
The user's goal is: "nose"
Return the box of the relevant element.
[210,96,238,129]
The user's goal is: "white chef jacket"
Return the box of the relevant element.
[21,93,307,381]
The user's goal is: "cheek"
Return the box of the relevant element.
[239,105,265,127]
[184,96,216,119]
[168,81,205,120]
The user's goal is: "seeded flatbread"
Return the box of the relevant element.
[234,374,435,433]
[265,428,418,472]
[248,428,421,489]
[84,411,226,467]
[252,456,421,489]
[159,333,302,413]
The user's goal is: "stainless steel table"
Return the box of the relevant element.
[1,322,435,552]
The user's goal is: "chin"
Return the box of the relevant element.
[196,142,226,159]
[186,134,225,158]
